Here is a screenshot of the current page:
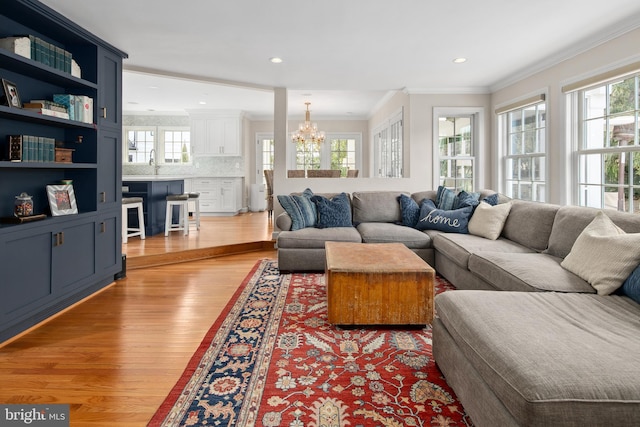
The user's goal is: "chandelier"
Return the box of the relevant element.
[291,102,325,144]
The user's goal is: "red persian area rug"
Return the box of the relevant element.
[149,259,473,427]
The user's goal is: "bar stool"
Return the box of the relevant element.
[165,194,190,236]
[188,192,201,231]
[122,197,145,243]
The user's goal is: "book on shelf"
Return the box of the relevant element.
[24,100,68,113]
[0,35,73,74]
[7,135,55,162]
[23,107,70,120]
[53,94,93,123]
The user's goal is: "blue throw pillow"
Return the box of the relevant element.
[483,193,500,206]
[436,186,456,210]
[277,188,316,231]
[311,193,352,228]
[453,190,480,209]
[416,199,473,233]
[398,194,421,227]
[620,264,640,304]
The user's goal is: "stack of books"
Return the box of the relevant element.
[0,35,81,78]
[8,134,56,163]
[23,100,69,119]
[53,94,93,124]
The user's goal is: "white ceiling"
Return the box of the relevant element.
[39,0,640,119]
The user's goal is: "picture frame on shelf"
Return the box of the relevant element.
[46,184,78,216]
[1,79,22,108]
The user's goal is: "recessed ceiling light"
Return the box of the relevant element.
[453,57,467,64]
[149,85,159,89]
[270,57,283,63]
[199,101,207,105]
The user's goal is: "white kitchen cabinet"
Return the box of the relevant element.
[192,177,242,214]
[190,113,241,156]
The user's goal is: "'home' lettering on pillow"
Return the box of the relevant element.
[420,210,460,228]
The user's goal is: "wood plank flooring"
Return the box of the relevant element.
[0,211,277,426]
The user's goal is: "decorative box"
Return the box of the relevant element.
[54,147,74,163]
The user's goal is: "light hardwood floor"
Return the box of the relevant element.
[0,211,276,426]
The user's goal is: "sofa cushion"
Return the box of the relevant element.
[357,222,432,249]
[311,193,353,228]
[397,193,421,227]
[469,252,596,293]
[416,199,474,233]
[546,205,640,259]
[352,191,407,223]
[561,211,640,295]
[436,186,457,210]
[433,233,534,270]
[468,201,512,240]
[501,200,559,251]
[435,291,640,426]
[277,227,362,249]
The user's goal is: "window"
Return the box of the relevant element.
[291,133,361,177]
[124,126,190,164]
[437,116,475,192]
[575,74,640,212]
[499,100,547,201]
[162,129,190,164]
[373,110,403,177]
[256,134,274,185]
[125,127,154,164]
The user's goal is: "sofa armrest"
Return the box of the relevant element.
[276,212,293,231]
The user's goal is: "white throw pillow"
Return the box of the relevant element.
[561,211,640,295]
[468,201,513,240]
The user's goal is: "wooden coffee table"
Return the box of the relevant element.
[325,242,434,326]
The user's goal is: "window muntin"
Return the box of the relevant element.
[577,75,640,212]
[502,102,547,202]
[438,116,474,192]
[330,138,357,176]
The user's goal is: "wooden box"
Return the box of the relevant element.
[325,242,434,326]
[55,147,74,163]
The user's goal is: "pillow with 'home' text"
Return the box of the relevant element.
[415,199,473,233]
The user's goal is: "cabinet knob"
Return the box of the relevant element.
[101,107,107,119]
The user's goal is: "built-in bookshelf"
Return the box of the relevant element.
[0,0,127,342]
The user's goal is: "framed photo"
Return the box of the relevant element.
[1,79,22,108]
[47,184,78,216]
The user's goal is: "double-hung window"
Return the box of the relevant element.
[570,72,640,212]
[497,96,547,201]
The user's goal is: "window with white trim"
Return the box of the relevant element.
[124,126,191,164]
[499,99,547,201]
[291,133,361,177]
[437,116,475,192]
[373,110,403,177]
[574,73,640,212]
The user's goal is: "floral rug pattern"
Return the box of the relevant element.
[149,260,473,427]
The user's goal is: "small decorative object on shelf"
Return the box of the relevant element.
[1,78,21,108]
[14,192,33,217]
[46,184,78,216]
[55,147,74,163]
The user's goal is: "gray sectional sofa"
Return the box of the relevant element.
[275,189,640,426]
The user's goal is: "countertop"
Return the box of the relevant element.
[122,176,186,181]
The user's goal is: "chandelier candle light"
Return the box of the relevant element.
[291,102,325,144]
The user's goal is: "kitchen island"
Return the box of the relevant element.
[122,177,184,236]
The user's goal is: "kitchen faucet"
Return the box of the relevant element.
[148,149,155,165]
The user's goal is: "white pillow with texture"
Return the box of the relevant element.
[561,211,640,295]
[468,201,513,240]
